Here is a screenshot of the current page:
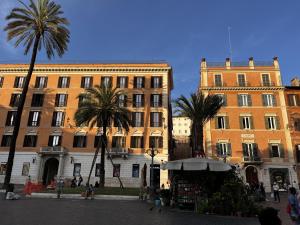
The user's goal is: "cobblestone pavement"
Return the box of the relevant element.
[0,198,259,225]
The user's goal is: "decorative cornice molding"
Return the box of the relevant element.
[201,86,285,91]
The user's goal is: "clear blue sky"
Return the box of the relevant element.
[0,0,300,98]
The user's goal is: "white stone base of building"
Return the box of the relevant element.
[0,152,168,188]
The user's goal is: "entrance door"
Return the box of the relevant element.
[150,164,160,189]
[245,166,259,186]
[43,158,59,185]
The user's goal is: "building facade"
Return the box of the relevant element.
[172,117,191,159]
[284,78,300,181]
[200,57,297,192]
[0,62,173,188]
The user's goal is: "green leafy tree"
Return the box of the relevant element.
[3,0,69,189]
[74,85,131,187]
[173,92,223,157]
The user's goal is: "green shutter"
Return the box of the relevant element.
[238,95,242,106]
[253,143,258,157]
[227,143,232,156]
[276,116,280,130]
[262,94,267,106]
[272,95,277,106]
[225,116,230,129]
[265,117,269,129]
[215,117,218,129]
[269,144,273,158]
[239,116,243,129]
[247,95,252,106]
[296,95,300,106]
[250,116,254,129]
[279,144,285,158]
[223,95,227,106]
[216,143,221,155]
[242,143,248,156]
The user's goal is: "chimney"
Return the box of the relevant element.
[248,57,254,69]
[201,58,207,69]
[291,77,300,86]
[225,58,231,69]
[273,56,279,69]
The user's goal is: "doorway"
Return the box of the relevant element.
[245,166,259,186]
[43,158,59,185]
[150,164,160,189]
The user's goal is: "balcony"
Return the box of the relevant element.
[107,147,129,159]
[40,146,68,155]
[243,156,263,165]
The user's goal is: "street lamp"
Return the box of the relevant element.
[146,144,158,200]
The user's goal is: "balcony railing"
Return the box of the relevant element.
[107,147,129,159]
[243,156,262,164]
[40,146,67,154]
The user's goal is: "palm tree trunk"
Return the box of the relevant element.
[87,140,101,185]
[198,124,205,157]
[3,35,40,190]
[99,125,107,187]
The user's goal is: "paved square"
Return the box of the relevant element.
[0,199,259,225]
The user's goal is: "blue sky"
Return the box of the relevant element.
[0,0,300,98]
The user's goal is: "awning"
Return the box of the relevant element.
[161,157,232,172]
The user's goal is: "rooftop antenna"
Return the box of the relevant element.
[228,26,233,60]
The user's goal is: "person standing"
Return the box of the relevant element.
[273,182,280,203]
[78,175,83,187]
[288,187,300,225]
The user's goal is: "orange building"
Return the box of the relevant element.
[0,62,173,187]
[285,78,300,181]
[200,57,297,192]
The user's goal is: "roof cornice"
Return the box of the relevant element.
[201,86,285,91]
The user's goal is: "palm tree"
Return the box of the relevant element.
[3,0,69,189]
[173,92,223,157]
[74,85,131,187]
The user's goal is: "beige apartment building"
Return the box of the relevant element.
[0,62,173,188]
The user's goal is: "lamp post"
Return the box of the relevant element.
[146,144,158,200]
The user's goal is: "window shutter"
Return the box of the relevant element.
[253,143,258,157]
[131,112,135,127]
[150,94,153,107]
[264,117,269,129]
[35,77,40,88]
[150,113,153,127]
[44,77,48,88]
[141,94,145,107]
[141,112,144,126]
[112,137,117,148]
[296,95,300,106]
[37,112,41,126]
[90,77,93,87]
[81,77,84,88]
[133,94,136,107]
[262,94,267,106]
[276,116,280,130]
[268,144,273,158]
[141,136,144,148]
[239,116,243,129]
[159,77,162,88]
[159,94,163,107]
[225,116,230,129]
[279,144,285,158]
[130,137,134,148]
[61,112,65,126]
[125,77,128,88]
[237,95,242,106]
[14,77,18,88]
[242,143,248,156]
[159,137,163,148]
[247,95,252,106]
[250,116,254,129]
[134,77,137,88]
[159,113,163,127]
[272,95,277,106]
[0,77,4,87]
[48,136,53,147]
[215,117,218,129]
[66,77,70,88]
[223,95,227,106]
[51,112,56,126]
[124,95,127,107]
[151,77,154,88]
[142,77,145,88]
[27,112,33,126]
[216,143,221,155]
[288,94,293,106]
[227,143,232,156]
[117,77,120,88]
[64,94,68,106]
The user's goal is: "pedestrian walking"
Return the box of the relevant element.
[56,177,64,199]
[273,182,280,202]
[78,175,83,187]
[71,176,77,188]
[288,187,300,225]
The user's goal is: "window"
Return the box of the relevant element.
[31,94,44,107]
[150,112,162,127]
[21,162,30,176]
[151,77,162,88]
[288,94,300,106]
[55,94,68,107]
[132,164,140,178]
[112,136,126,148]
[73,135,87,148]
[240,116,253,129]
[237,74,246,86]
[35,77,48,88]
[23,135,37,147]
[14,76,25,88]
[81,76,93,88]
[215,116,228,129]
[133,94,144,107]
[149,136,163,148]
[73,163,81,176]
[238,94,252,106]
[58,77,70,88]
[118,95,127,107]
[101,77,112,88]
[94,136,103,148]
[214,74,222,87]
[0,163,7,175]
[242,143,258,158]
[134,77,145,88]
[294,118,300,131]
[217,94,227,106]
[216,143,232,156]
[1,135,12,147]
[113,164,120,177]
[132,112,144,127]
[262,94,276,106]
[269,144,284,158]
[5,111,17,126]
[27,111,41,127]
[130,136,144,148]
[262,74,271,86]
[117,77,128,88]
[51,111,65,127]
[95,163,101,177]
[265,116,280,130]
[48,135,62,147]
[10,94,21,107]
[0,77,4,88]
[151,94,162,107]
